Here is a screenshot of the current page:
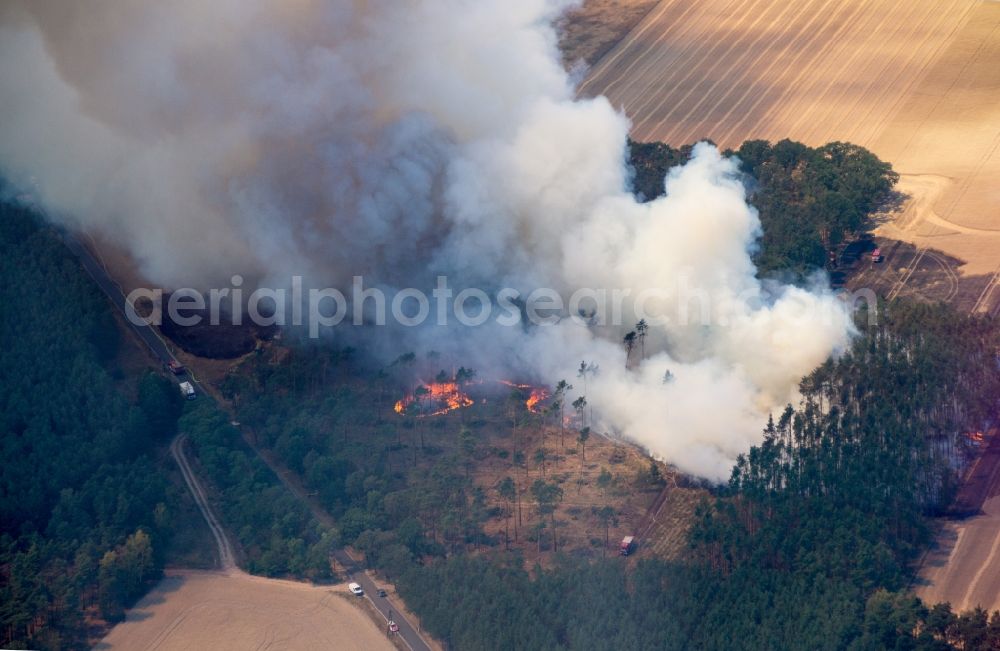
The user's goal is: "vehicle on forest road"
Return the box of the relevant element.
[620,536,635,556]
[377,588,387,597]
[166,359,185,375]
[179,381,196,400]
[349,582,364,596]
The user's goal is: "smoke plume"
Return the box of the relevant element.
[0,0,853,480]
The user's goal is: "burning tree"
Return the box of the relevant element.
[498,380,551,414]
[394,380,474,417]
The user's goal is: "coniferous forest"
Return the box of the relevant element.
[2,137,998,650]
[629,138,899,275]
[0,205,184,648]
[213,142,996,649]
[383,301,1000,650]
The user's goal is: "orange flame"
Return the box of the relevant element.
[498,380,551,413]
[526,388,550,413]
[394,381,474,417]
[393,379,552,417]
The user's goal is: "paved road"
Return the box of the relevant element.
[60,233,183,375]
[63,231,433,651]
[332,549,432,651]
[249,441,433,651]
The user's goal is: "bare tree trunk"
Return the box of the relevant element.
[517,487,523,532]
[505,508,510,550]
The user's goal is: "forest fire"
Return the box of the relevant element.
[393,379,551,417]
[498,380,551,413]
[393,381,474,417]
[966,431,986,447]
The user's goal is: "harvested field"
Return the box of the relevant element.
[96,570,394,651]
[579,0,988,151]
[578,0,1000,311]
[558,0,660,67]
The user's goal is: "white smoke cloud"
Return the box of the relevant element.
[0,0,854,479]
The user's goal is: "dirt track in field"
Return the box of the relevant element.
[577,0,1000,308]
[919,498,1000,613]
[917,430,1000,613]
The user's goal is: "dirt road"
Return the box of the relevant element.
[246,437,435,651]
[919,503,1000,612]
[170,434,236,572]
[97,435,395,651]
[66,231,432,651]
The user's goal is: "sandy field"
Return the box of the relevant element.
[918,494,1000,613]
[98,437,395,651]
[578,0,1000,307]
[96,569,395,651]
[916,428,1000,612]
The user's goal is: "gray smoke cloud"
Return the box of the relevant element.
[0,0,854,479]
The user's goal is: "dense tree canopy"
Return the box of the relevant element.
[0,203,182,648]
[628,138,898,275]
[180,401,334,579]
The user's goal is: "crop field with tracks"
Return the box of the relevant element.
[577,0,1000,313]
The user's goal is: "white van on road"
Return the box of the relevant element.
[179,381,196,400]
